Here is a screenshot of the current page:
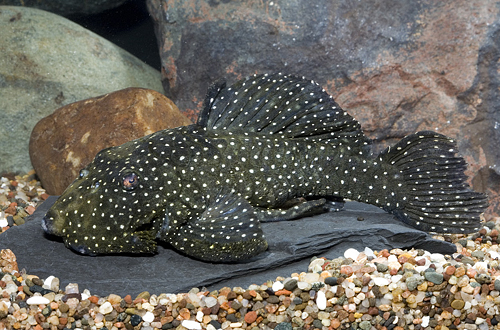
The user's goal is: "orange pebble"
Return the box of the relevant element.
[466,268,477,278]
[88,296,99,304]
[445,266,456,276]
[274,289,292,296]
[244,310,257,323]
[179,307,191,320]
[379,249,390,258]
[330,318,341,329]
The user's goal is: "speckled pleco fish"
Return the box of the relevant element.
[42,73,488,262]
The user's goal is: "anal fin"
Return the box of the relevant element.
[167,192,268,262]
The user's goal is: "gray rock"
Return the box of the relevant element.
[424,271,443,285]
[147,0,500,216]
[406,275,424,291]
[0,0,128,16]
[0,197,456,297]
[0,6,163,173]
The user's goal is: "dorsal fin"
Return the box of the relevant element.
[197,73,370,150]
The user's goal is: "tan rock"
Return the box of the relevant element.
[29,88,191,195]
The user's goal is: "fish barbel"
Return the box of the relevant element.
[42,73,488,262]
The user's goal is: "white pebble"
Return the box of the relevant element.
[27,296,50,305]
[143,311,155,323]
[272,281,284,292]
[373,277,390,286]
[316,291,326,310]
[308,258,325,273]
[182,320,202,330]
[344,248,359,260]
[98,302,113,314]
[421,316,430,327]
[387,255,398,263]
[489,251,500,260]
[196,310,204,322]
[0,218,8,228]
[65,283,79,294]
[364,247,375,258]
[43,276,59,291]
[205,296,218,308]
[297,281,312,290]
[391,275,403,283]
[473,262,488,273]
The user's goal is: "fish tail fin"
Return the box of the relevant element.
[379,131,488,233]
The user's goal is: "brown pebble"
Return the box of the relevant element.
[368,307,379,316]
[398,255,408,264]
[242,291,252,300]
[227,291,237,300]
[31,277,43,286]
[58,303,69,313]
[123,295,132,305]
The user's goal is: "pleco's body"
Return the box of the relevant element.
[42,73,488,262]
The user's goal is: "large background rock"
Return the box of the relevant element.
[0,6,164,174]
[0,0,129,16]
[0,197,456,297]
[147,0,500,217]
[29,88,192,195]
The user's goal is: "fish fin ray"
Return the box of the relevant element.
[200,73,370,152]
[380,131,488,233]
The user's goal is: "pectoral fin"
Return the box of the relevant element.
[167,192,268,262]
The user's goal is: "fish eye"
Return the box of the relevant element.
[79,169,89,178]
[122,172,139,190]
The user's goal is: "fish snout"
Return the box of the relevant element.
[42,211,59,235]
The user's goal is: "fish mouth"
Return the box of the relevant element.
[131,216,164,246]
[42,210,62,236]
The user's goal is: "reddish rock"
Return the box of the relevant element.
[244,311,257,324]
[29,88,191,195]
[148,0,500,217]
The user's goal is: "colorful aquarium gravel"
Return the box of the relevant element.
[0,173,499,329]
[0,171,48,231]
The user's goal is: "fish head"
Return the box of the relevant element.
[42,140,168,255]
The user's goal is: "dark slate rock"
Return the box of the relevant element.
[0,196,455,297]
